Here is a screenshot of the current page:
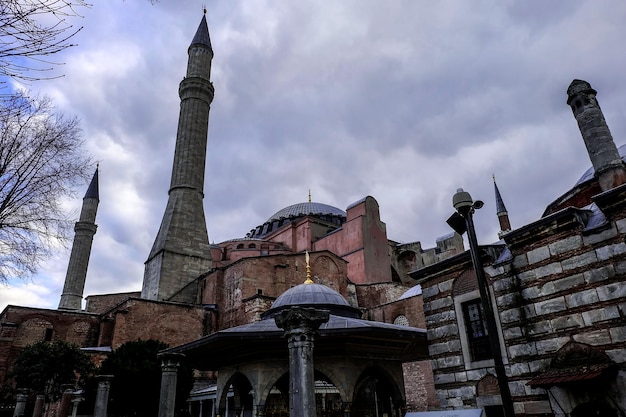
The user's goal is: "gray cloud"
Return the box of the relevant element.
[2,1,626,310]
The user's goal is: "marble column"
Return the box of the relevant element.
[158,353,184,417]
[275,307,329,417]
[70,394,83,417]
[31,395,44,417]
[57,388,74,417]
[13,391,28,417]
[93,375,113,417]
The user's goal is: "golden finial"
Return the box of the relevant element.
[308,189,312,203]
[304,251,313,284]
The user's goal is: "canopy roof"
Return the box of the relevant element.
[164,313,428,370]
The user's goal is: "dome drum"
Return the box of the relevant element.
[246,202,347,239]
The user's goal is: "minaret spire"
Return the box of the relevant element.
[493,175,511,238]
[58,167,99,310]
[142,15,214,302]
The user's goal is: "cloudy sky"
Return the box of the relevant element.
[2,0,626,310]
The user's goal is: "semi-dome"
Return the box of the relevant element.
[262,282,361,319]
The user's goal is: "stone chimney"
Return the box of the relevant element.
[567,79,626,191]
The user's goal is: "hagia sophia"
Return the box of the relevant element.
[1,13,626,417]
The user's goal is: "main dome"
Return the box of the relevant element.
[266,202,346,223]
[247,201,346,239]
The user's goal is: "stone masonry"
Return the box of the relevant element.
[142,15,214,303]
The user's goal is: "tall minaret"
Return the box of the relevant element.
[58,168,99,310]
[493,175,511,238]
[567,79,626,191]
[142,13,214,302]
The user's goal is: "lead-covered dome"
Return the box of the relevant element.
[247,202,346,239]
[262,283,361,319]
[267,202,346,223]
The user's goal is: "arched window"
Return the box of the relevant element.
[393,315,409,326]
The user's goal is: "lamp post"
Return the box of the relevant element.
[447,188,515,417]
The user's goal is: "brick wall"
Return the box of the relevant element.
[107,299,207,349]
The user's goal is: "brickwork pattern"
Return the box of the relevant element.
[0,307,100,386]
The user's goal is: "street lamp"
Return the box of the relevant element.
[447,188,515,417]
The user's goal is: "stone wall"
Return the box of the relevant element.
[493,202,626,416]
[415,193,626,416]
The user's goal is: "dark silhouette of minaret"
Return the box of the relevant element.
[567,79,626,191]
[142,13,214,302]
[493,175,511,238]
[58,168,99,310]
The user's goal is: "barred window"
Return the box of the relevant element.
[462,299,493,362]
[393,315,409,327]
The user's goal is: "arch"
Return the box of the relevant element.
[351,367,404,417]
[397,250,418,272]
[262,371,345,417]
[217,372,254,417]
[476,374,500,397]
[393,315,409,327]
[551,341,612,369]
[452,268,478,296]
[236,243,244,249]
[312,255,341,286]
[248,243,256,249]
[263,373,289,416]
[14,317,54,347]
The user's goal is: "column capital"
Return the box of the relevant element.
[274,306,329,334]
[158,352,185,372]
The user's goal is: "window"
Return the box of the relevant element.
[393,315,409,327]
[484,405,505,417]
[44,328,53,341]
[462,299,493,362]
[454,287,507,369]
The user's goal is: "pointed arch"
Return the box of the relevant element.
[476,374,500,397]
[217,372,254,417]
[261,370,346,416]
[351,367,404,417]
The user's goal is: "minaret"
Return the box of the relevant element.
[142,13,214,302]
[493,175,511,238]
[567,79,626,191]
[58,168,99,310]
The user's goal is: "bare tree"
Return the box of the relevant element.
[0,91,91,281]
[0,0,91,86]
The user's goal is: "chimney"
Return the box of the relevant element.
[567,79,626,191]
